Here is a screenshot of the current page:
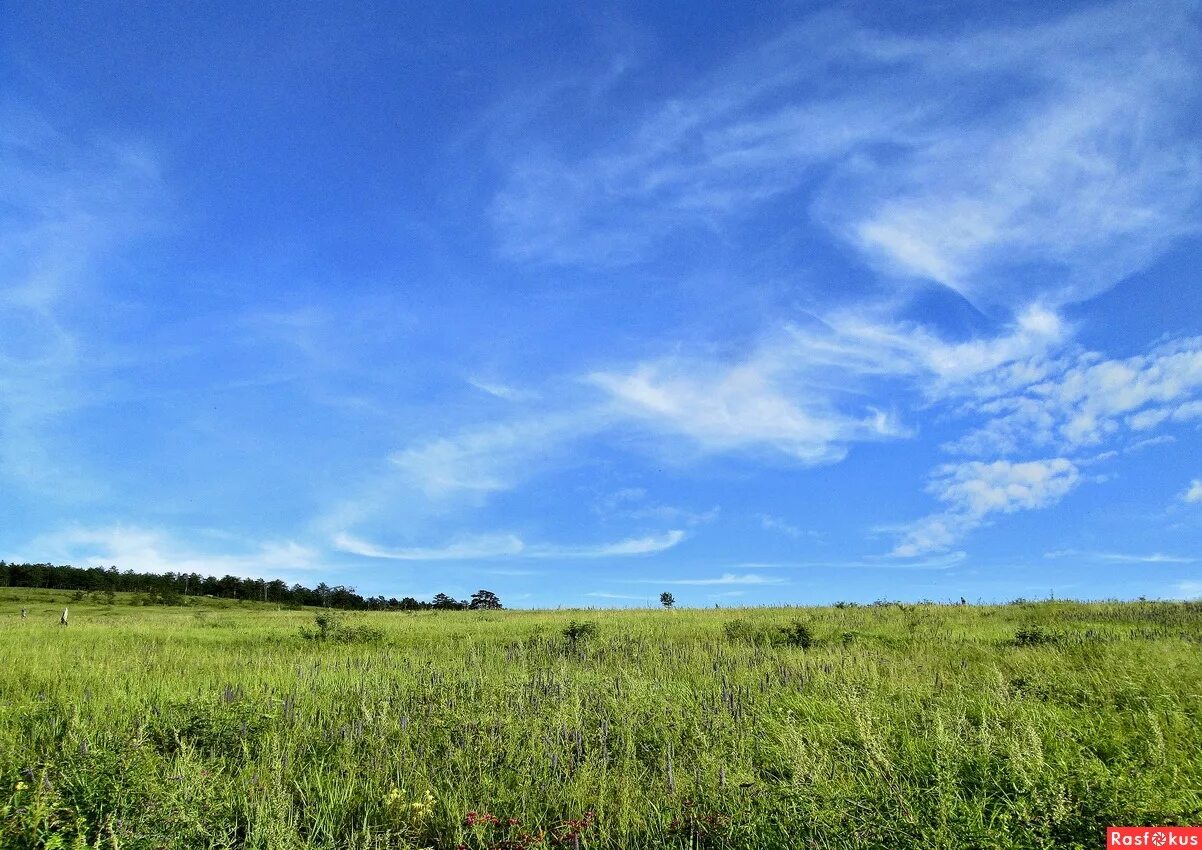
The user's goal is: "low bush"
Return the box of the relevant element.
[301,612,384,644]
[562,620,598,645]
[1014,625,1061,646]
[777,620,814,649]
[723,618,816,648]
[723,618,774,645]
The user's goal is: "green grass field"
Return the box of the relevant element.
[2,589,1200,849]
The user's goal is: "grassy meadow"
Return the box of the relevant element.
[2,589,1201,849]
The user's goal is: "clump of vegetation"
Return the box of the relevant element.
[301,611,384,644]
[562,619,599,645]
[777,619,815,649]
[1014,625,1062,646]
[722,618,774,645]
[722,618,816,648]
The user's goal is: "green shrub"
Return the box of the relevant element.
[562,620,598,645]
[723,618,774,645]
[301,612,384,644]
[1014,625,1061,646]
[778,620,814,649]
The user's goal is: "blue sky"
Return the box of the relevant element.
[3,0,1202,606]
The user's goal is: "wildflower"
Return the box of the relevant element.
[14,781,27,791]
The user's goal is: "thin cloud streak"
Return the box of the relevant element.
[333,529,686,561]
[633,572,785,586]
[734,551,968,571]
[1045,549,1197,564]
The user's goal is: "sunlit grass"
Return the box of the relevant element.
[2,589,1200,848]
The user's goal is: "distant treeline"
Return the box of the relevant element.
[0,561,497,611]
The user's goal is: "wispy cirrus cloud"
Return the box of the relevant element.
[588,303,1064,464]
[332,532,526,561]
[756,514,811,539]
[492,1,1202,308]
[466,377,539,402]
[1182,479,1202,504]
[331,2,1202,564]
[633,572,785,586]
[824,3,1202,306]
[595,488,720,526]
[0,111,162,495]
[892,459,1081,557]
[368,302,1064,516]
[389,412,596,497]
[590,348,907,465]
[737,551,967,571]
[1045,549,1196,564]
[333,528,686,561]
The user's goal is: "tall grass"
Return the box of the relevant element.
[2,590,1200,849]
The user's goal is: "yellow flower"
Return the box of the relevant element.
[14,781,27,791]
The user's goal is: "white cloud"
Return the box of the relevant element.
[832,20,1202,305]
[562,529,685,557]
[1177,581,1202,599]
[590,303,1065,463]
[333,531,525,560]
[1044,549,1196,564]
[590,342,907,464]
[1126,435,1176,453]
[595,488,719,526]
[950,337,1202,455]
[492,2,1202,308]
[801,304,1068,395]
[466,377,538,402]
[1183,479,1202,504]
[366,304,1069,518]
[368,0,1202,546]
[757,514,808,538]
[738,551,968,570]
[389,413,593,497]
[635,572,785,586]
[593,361,849,464]
[893,458,1081,557]
[333,528,686,561]
[19,526,321,579]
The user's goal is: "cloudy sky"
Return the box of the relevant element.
[3,0,1202,605]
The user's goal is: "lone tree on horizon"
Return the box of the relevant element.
[660,592,675,610]
[469,589,503,610]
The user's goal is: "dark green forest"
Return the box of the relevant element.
[0,561,500,610]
